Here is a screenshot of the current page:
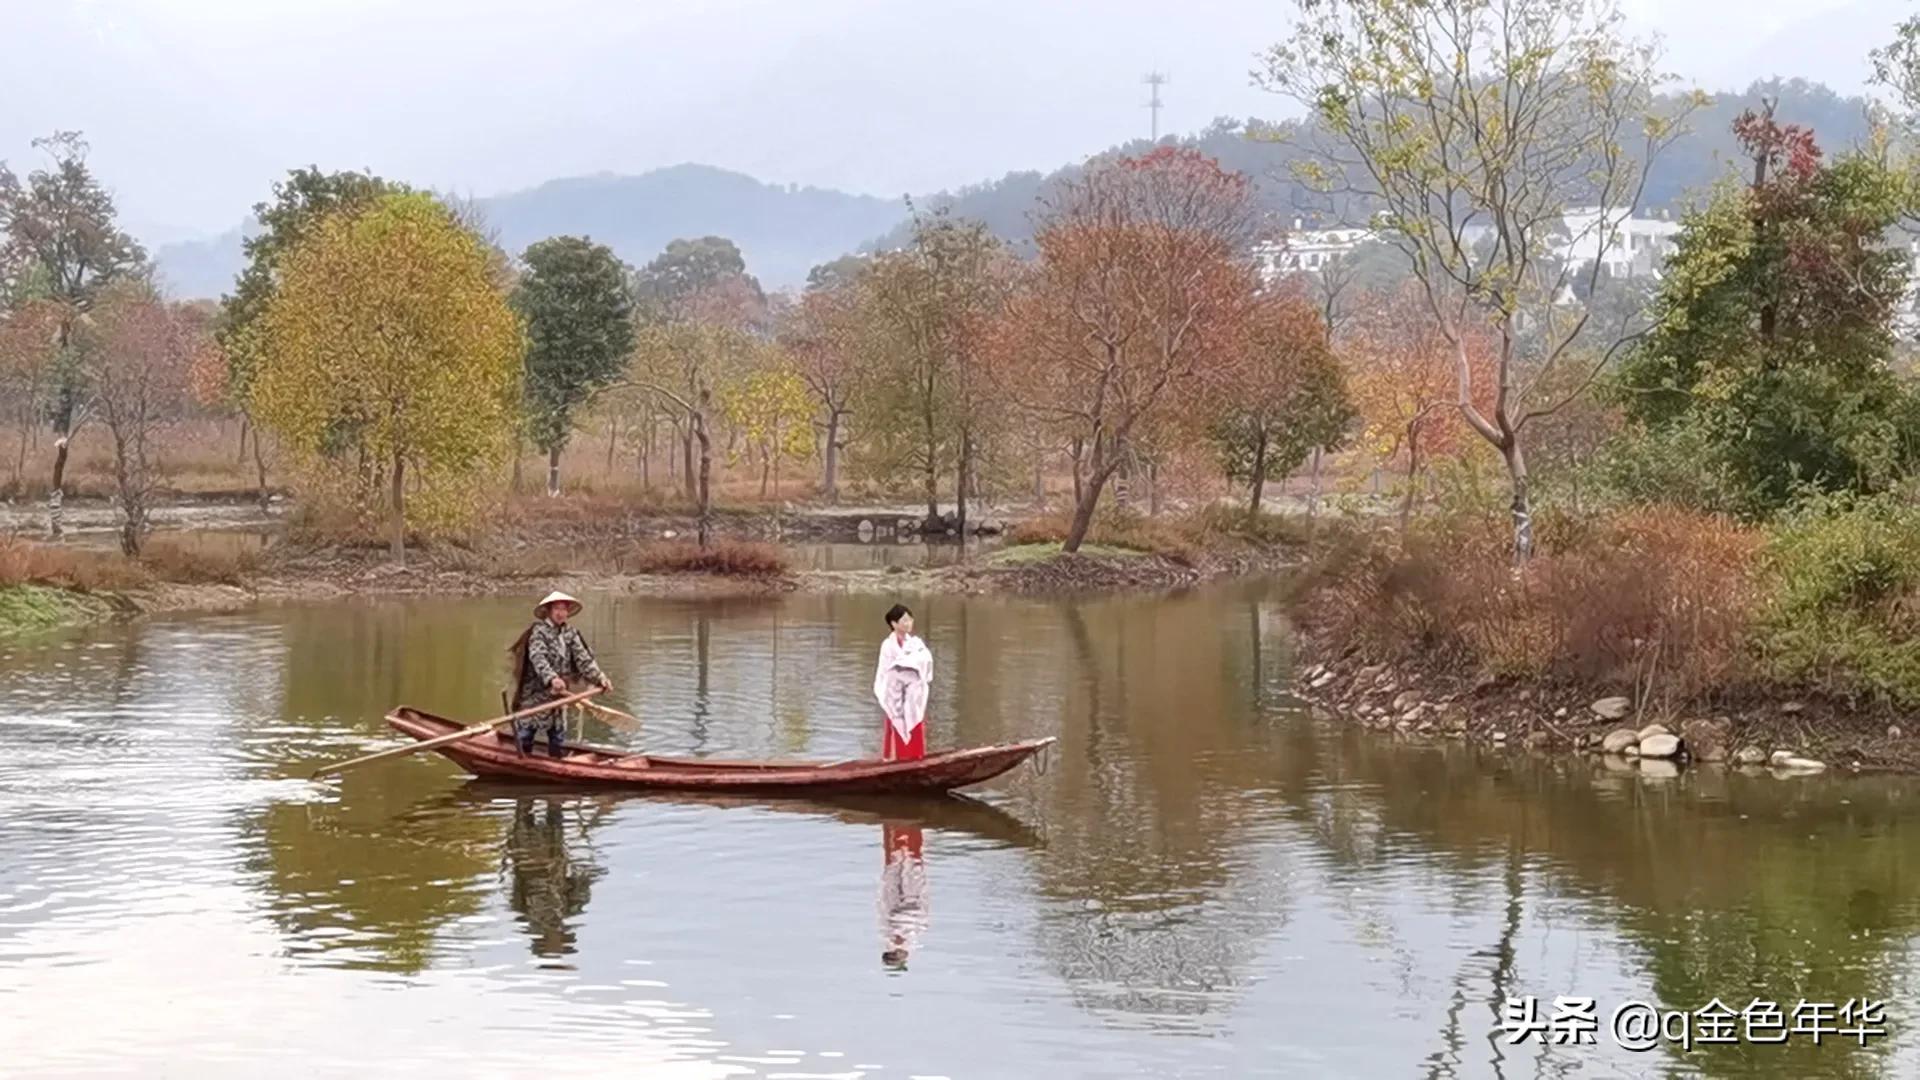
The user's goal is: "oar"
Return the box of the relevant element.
[312,686,606,779]
[579,698,641,731]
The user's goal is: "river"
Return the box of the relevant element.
[0,581,1912,1078]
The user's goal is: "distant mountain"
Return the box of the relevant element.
[154,81,1880,301]
[868,78,1881,252]
[153,163,909,299]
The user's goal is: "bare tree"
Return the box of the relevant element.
[1261,0,1696,559]
[82,285,203,555]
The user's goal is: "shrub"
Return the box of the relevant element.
[1309,505,1762,701]
[629,539,790,578]
[1754,494,1920,705]
[1587,420,1747,517]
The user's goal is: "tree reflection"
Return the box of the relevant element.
[1011,586,1300,1029]
[1272,731,1914,1079]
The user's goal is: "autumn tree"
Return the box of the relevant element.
[1261,0,1694,559]
[77,284,207,554]
[1344,285,1498,530]
[1208,289,1353,518]
[512,236,635,496]
[627,317,762,547]
[860,213,1010,533]
[0,132,147,434]
[719,357,814,499]
[995,148,1258,553]
[0,297,62,484]
[217,167,400,498]
[252,193,521,564]
[628,237,770,521]
[783,281,867,500]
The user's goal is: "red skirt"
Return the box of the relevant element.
[882,716,926,761]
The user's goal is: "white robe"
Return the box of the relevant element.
[873,632,933,743]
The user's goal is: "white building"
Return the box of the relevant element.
[1552,206,1682,281]
[1252,221,1378,283]
[1254,208,1683,290]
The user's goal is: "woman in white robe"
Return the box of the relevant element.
[873,603,931,761]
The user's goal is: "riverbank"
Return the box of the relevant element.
[0,497,1309,636]
[1289,649,1920,776]
[1286,505,1920,776]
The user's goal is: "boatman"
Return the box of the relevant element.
[508,590,612,757]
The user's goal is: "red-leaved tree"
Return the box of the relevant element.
[993,148,1259,552]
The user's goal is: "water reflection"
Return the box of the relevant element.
[879,822,928,970]
[502,796,608,963]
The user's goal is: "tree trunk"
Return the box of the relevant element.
[115,429,144,557]
[546,444,562,498]
[923,448,939,522]
[1069,438,1085,507]
[1307,448,1323,518]
[1062,443,1113,554]
[822,410,841,502]
[758,447,769,498]
[955,431,973,537]
[251,424,270,512]
[1503,439,1533,563]
[1063,482,1108,554]
[1399,434,1421,534]
[1033,455,1045,501]
[1146,459,1161,518]
[606,415,618,473]
[682,423,696,500]
[390,451,406,565]
[694,396,713,549]
[48,437,70,539]
[1248,430,1269,520]
[236,415,250,464]
[511,433,524,494]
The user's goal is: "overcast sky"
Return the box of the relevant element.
[5,0,1911,246]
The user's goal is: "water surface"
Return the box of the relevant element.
[0,583,1913,1078]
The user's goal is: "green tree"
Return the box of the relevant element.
[1209,292,1353,518]
[217,167,401,496]
[252,193,521,564]
[512,236,635,496]
[1612,108,1919,514]
[633,236,762,319]
[1260,0,1695,560]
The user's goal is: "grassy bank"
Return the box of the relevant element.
[1290,500,1920,772]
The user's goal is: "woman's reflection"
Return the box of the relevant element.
[879,821,929,970]
[502,796,606,961]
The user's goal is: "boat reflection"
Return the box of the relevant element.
[879,821,928,971]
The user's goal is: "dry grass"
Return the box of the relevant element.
[0,534,267,592]
[0,419,268,500]
[0,537,153,592]
[628,539,791,578]
[1312,507,1763,703]
[138,536,263,586]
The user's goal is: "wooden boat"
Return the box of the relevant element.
[385,706,1056,796]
